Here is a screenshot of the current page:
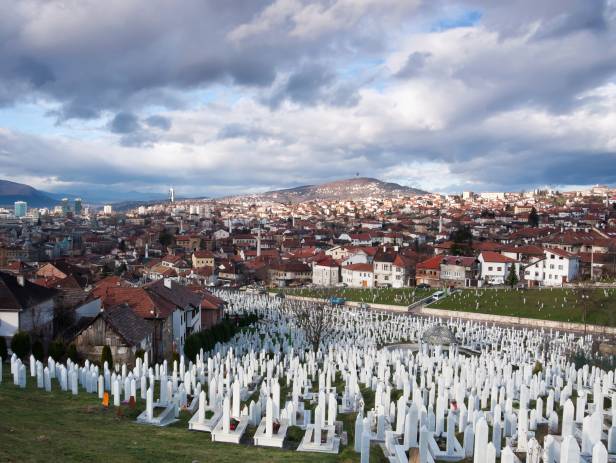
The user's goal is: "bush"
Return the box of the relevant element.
[10,332,31,360]
[135,349,145,361]
[101,345,113,369]
[67,343,79,362]
[0,336,7,361]
[532,361,543,376]
[183,333,201,362]
[48,339,66,361]
[32,339,45,361]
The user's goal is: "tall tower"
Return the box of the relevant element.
[257,225,262,258]
[74,198,83,215]
[169,187,175,203]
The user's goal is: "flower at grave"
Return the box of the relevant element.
[273,420,281,434]
[230,418,239,431]
[450,400,458,411]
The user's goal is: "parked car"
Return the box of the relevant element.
[329,296,346,306]
[416,283,431,289]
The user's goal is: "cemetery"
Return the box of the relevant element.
[1,290,616,463]
[429,287,616,326]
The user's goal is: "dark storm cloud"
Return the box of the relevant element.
[109,112,141,134]
[145,115,172,131]
[265,63,360,108]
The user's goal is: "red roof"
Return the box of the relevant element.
[480,251,516,264]
[343,263,373,272]
[416,255,443,270]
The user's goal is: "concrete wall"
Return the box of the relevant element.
[419,307,616,335]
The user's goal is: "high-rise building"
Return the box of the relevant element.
[61,198,70,215]
[14,201,27,218]
[103,204,113,215]
[74,198,83,215]
[169,187,175,203]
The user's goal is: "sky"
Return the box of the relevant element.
[1,0,616,200]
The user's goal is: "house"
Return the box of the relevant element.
[189,288,225,330]
[269,261,311,287]
[523,248,580,287]
[478,251,518,285]
[341,263,374,288]
[174,235,202,252]
[91,278,201,361]
[312,257,340,286]
[72,304,152,367]
[192,250,215,269]
[0,272,57,344]
[439,256,480,288]
[373,248,413,288]
[415,255,442,287]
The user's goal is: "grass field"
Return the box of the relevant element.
[429,287,616,326]
[0,368,385,463]
[281,287,435,306]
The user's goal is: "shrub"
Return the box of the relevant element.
[32,339,45,361]
[67,343,79,362]
[532,361,543,376]
[48,339,66,361]
[183,333,201,362]
[0,336,7,361]
[135,349,145,361]
[10,332,31,360]
[101,345,113,369]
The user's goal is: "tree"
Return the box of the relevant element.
[450,226,473,256]
[48,339,66,361]
[67,343,79,362]
[10,332,31,359]
[159,231,173,248]
[183,333,201,362]
[289,302,334,352]
[505,264,519,288]
[0,336,7,361]
[528,207,539,227]
[101,345,113,369]
[32,339,45,361]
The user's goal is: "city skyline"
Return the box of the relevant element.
[1,0,615,198]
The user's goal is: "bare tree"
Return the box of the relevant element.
[287,301,334,352]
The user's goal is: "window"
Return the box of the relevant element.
[497,267,502,272]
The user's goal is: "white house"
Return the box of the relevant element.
[478,251,518,285]
[312,258,340,286]
[341,263,374,288]
[523,248,580,287]
[0,272,57,344]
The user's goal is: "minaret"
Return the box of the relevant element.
[438,214,443,234]
[145,243,149,259]
[257,225,262,257]
[228,217,232,234]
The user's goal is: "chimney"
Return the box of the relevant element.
[164,278,172,289]
[17,275,25,287]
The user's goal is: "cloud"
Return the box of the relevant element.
[1,0,616,196]
[109,112,141,134]
[145,115,171,130]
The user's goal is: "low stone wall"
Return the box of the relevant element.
[419,307,616,336]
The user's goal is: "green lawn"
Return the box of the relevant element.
[0,368,384,463]
[281,287,435,306]
[429,287,616,326]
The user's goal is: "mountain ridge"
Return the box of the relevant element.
[232,177,428,203]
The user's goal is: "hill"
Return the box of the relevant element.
[0,179,57,208]
[236,177,428,203]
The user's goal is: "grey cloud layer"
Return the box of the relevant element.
[0,0,615,195]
